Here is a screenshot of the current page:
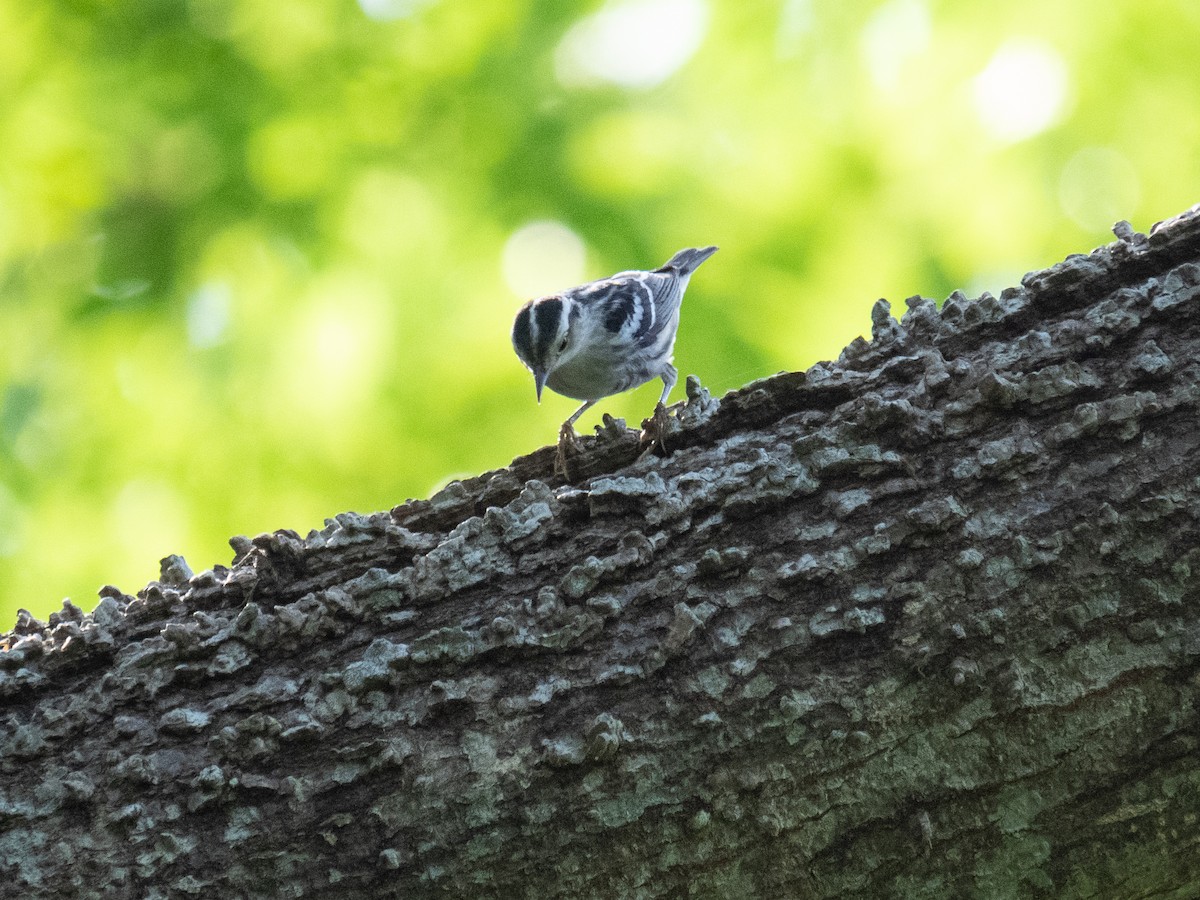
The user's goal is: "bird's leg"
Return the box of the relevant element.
[657,365,678,407]
[565,400,595,429]
[555,400,595,477]
[640,367,678,455]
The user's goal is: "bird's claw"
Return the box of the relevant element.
[555,422,584,477]
[640,401,675,457]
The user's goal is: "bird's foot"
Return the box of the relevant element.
[639,401,676,457]
[555,421,584,478]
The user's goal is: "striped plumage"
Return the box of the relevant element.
[512,246,718,429]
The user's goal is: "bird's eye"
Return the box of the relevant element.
[558,338,568,353]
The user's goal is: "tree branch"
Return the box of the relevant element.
[4,206,1200,898]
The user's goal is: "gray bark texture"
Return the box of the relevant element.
[4,207,1200,899]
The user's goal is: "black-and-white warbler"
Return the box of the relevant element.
[511,246,718,438]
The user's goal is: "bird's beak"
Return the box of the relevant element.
[534,368,548,403]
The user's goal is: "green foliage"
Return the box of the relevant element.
[1,0,1198,621]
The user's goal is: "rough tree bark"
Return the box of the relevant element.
[4,207,1200,899]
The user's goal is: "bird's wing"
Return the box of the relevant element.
[571,271,681,349]
[640,271,684,342]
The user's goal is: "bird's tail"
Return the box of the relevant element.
[659,245,718,275]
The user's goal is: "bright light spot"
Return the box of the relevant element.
[357,0,437,21]
[313,312,361,369]
[973,39,1069,142]
[111,480,188,569]
[502,221,587,298]
[556,0,709,89]
[861,0,930,92]
[341,171,447,266]
[1059,147,1140,231]
[187,281,232,348]
[775,0,814,59]
[279,272,392,418]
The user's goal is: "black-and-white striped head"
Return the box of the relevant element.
[512,295,573,402]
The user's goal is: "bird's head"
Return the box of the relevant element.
[512,295,574,402]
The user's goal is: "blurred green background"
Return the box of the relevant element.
[2,0,1198,624]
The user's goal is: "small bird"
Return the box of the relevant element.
[511,246,718,457]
